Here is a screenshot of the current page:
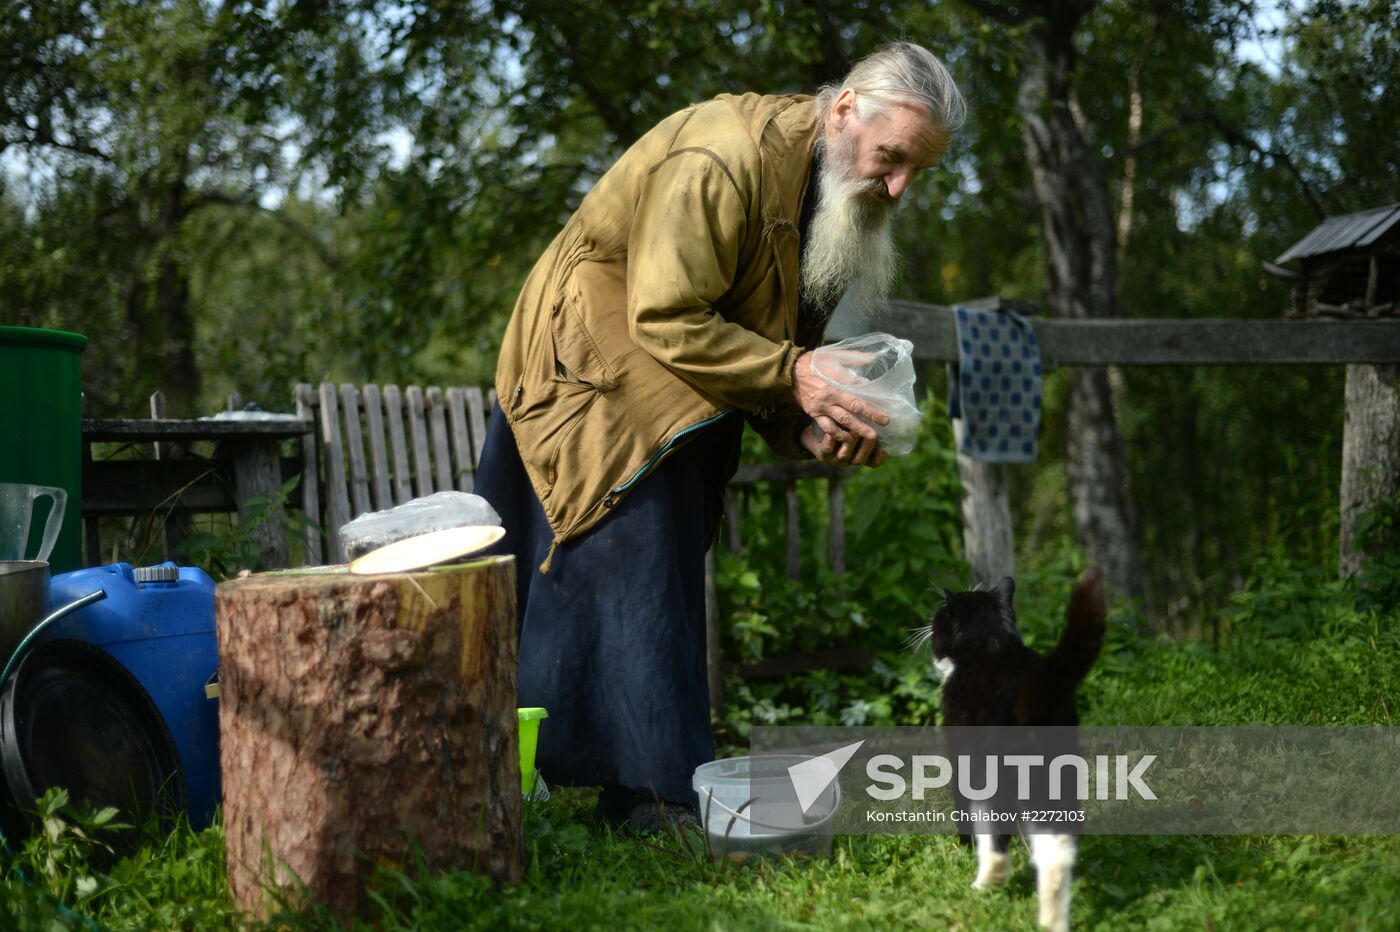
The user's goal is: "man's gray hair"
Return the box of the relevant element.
[817,41,967,134]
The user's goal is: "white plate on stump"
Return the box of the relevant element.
[348,525,506,575]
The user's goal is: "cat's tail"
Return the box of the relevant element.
[1020,566,1107,717]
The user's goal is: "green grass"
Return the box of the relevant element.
[4,584,1398,931]
[7,807,1400,931]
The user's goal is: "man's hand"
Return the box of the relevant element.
[793,350,890,465]
[800,423,889,468]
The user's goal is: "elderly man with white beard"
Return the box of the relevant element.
[474,41,965,831]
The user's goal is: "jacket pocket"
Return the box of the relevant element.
[550,288,619,392]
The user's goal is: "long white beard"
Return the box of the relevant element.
[799,133,899,317]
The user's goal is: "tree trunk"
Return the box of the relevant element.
[155,170,201,413]
[1340,364,1400,578]
[216,557,522,919]
[1066,368,1145,618]
[1017,1,1148,609]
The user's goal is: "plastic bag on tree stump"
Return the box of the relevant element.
[811,332,921,455]
[339,491,501,559]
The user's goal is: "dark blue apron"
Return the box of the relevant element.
[474,406,741,804]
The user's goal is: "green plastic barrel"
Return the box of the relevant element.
[0,326,87,572]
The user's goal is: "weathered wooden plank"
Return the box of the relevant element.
[318,382,351,563]
[405,386,434,499]
[1339,363,1400,578]
[81,438,101,564]
[339,384,373,519]
[704,548,723,715]
[84,459,310,520]
[294,384,323,566]
[426,387,454,492]
[361,385,393,511]
[148,390,188,560]
[1038,319,1400,365]
[148,392,167,445]
[724,486,742,554]
[228,436,289,568]
[828,300,1400,365]
[732,461,852,484]
[83,418,311,442]
[824,299,976,361]
[464,386,489,469]
[728,647,873,680]
[785,482,800,580]
[82,459,234,515]
[382,385,413,505]
[827,477,846,577]
[953,419,1015,587]
[445,388,474,492]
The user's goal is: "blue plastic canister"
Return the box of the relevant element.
[44,562,220,828]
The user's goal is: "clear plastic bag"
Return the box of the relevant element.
[811,332,921,456]
[338,491,502,559]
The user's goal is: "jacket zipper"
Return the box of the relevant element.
[603,408,737,506]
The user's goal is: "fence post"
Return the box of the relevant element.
[952,419,1016,587]
[704,548,724,715]
[1339,363,1400,578]
[149,390,191,560]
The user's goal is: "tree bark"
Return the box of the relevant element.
[216,557,522,919]
[154,166,201,413]
[1340,364,1400,578]
[1016,1,1148,609]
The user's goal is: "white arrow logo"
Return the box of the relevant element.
[788,740,865,814]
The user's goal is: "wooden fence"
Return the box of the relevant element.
[827,296,1400,588]
[82,299,1400,713]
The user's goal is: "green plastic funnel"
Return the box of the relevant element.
[517,707,548,796]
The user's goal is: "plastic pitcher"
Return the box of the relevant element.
[0,484,67,563]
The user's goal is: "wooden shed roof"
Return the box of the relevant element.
[1275,203,1400,264]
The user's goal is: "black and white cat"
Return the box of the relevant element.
[914,567,1106,932]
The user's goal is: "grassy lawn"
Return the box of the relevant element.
[4,590,1398,930]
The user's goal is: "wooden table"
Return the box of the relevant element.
[83,417,312,568]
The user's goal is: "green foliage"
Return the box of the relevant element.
[0,0,370,413]
[5,0,1392,621]
[4,571,1396,929]
[5,4,1400,928]
[17,787,130,908]
[714,396,965,737]
[171,474,306,579]
[1353,489,1400,612]
[1086,556,1400,727]
[2,787,238,930]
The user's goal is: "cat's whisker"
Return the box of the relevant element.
[901,625,934,652]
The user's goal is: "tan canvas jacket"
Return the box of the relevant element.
[495,93,822,567]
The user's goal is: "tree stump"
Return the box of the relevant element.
[215,556,521,919]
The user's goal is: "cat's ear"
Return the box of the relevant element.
[994,577,1016,606]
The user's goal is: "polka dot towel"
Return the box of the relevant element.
[946,306,1042,463]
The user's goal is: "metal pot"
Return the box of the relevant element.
[0,561,48,670]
